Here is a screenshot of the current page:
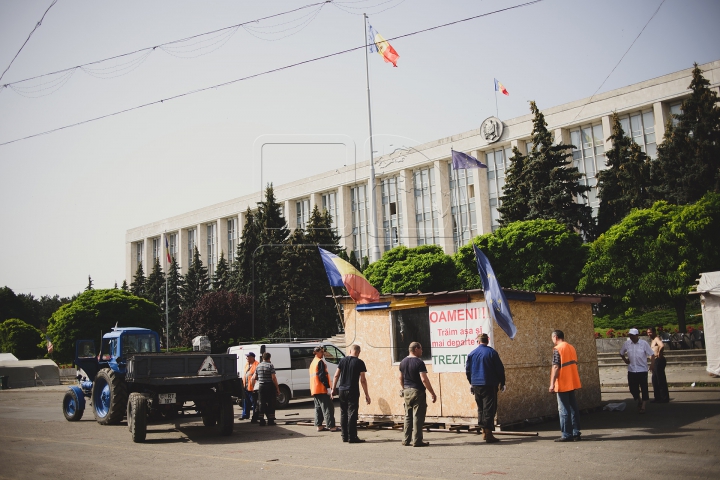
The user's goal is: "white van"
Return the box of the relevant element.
[227,342,345,408]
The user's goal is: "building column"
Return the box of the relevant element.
[179,229,189,274]
[285,200,297,231]
[399,168,417,248]
[653,101,669,144]
[337,185,352,252]
[218,218,228,261]
[601,115,613,152]
[434,159,454,254]
[370,176,383,259]
[161,233,169,272]
[198,223,208,267]
[473,149,492,235]
[310,192,321,212]
[125,242,133,285]
[144,238,152,273]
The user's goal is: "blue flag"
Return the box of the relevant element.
[451,149,487,169]
[473,244,517,340]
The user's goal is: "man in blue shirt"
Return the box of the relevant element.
[465,333,505,443]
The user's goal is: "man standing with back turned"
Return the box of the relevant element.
[549,330,582,442]
[398,342,437,447]
[466,333,505,443]
[332,344,371,443]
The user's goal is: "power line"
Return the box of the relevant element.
[572,0,666,122]
[0,0,58,83]
[0,0,544,147]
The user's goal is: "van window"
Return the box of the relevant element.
[323,345,344,365]
[290,347,315,370]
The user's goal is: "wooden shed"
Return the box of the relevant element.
[338,289,603,429]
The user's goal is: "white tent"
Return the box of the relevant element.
[0,353,19,362]
[695,271,720,377]
[0,359,60,388]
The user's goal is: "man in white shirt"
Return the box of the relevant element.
[619,328,656,414]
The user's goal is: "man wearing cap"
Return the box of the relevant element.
[241,352,259,421]
[465,333,505,443]
[310,346,339,432]
[549,330,582,442]
[620,328,656,414]
[398,342,437,447]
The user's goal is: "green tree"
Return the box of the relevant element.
[497,147,530,224]
[177,290,252,353]
[579,193,720,332]
[121,280,129,291]
[348,250,361,271]
[232,207,259,296]
[46,289,161,363]
[145,258,165,308]
[651,63,720,205]
[364,245,457,294]
[597,113,653,234]
[165,256,184,346]
[85,276,94,291]
[454,220,587,292]
[0,286,26,322]
[130,262,146,298]
[16,293,72,330]
[0,318,44,360]
[181,246,209,311]
[213,251,231,291]
[499,101,594,238]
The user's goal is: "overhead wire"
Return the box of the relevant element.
[0,0,58,83]
[0,0,545,147]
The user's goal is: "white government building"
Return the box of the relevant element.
[126,60,720,282]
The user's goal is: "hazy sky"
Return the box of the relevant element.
[1,0,718,298]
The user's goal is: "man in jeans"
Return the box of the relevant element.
[398,342,437,447]
[252,352,280,426]
[332,344,371,443]
[549,330,582,442]
[465,333,505,443]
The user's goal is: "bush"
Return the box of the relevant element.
[0,318,44,359]
[365,245,458,294]
[593,304,702,331]
[46,289,162,364]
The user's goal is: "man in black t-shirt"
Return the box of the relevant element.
[332,344,371,443]
[399,342,437,447]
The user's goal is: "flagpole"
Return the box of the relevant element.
[330,286,345,332]
[363,13,381,264]
[495,85,499,118]
[165,237,169,353]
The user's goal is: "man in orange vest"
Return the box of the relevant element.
[309,346,339,432]
[549,330,582,442]
[241,352,259,422]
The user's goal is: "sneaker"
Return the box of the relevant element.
[259,420,266,426]
[348,438,365,443]
[342,438,348,443]
[554,436,573,442]
[573,436,582,442]
[268,421,277,426]
[412,441,430,447]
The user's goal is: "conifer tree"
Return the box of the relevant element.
[498,147,531,225]
[130,262,146,297]
[500,101,594,238]
[145,258,166,307]
[85,276,94,291]
[213,251,231,291]
[651,63,720,204]
[121,280,129,291]
[165,256,184,345]
[348,251,361,271]
[232,207,260,296]
[596,113,653,234]
[181,246,209,311]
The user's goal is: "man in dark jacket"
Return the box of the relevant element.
[465,333,505,443]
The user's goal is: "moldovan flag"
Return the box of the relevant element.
[473,244,517,339]
[367,22,399,67]
[494,78,509,96]
[165,236,172,263]
[319,247,380,304]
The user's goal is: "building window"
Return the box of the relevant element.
[669,102,683,127]
[187,228,196,262]
[227,218,237,264]
[296,198,310,229]
[617,110,656,159]
[448,163,476,251]
[207,223,216,273]
[351,185,369,260]
[381,176,403,251]
[136,241,144,268]
[321,191,338,232]
[486,146,513,231]
[414,167,440,245]
[168,233,177,261]
[570,124,605,216]
[152,238,160,263]
[391,308,431,363]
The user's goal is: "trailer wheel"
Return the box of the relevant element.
[276,385,291,409]
[216,395,234,436]
[92,368,127,425]
[127,393,147,443]
[63,389,84,421]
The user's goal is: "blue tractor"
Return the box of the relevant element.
[62,327,241,442]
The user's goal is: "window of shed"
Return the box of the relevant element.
[391,307,432,363]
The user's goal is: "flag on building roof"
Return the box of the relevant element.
[367,22,399,67]
[165,236,172,263]
[494,78,509,96]
[319,247,380,304]
[451,149,487,169]
[473,244,517,339]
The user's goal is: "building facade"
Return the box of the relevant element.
[126,61,720,282]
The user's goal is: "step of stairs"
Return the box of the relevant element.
[597,349,706,367]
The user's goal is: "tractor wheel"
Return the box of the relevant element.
[92,368,128,425]
[276,385,291,409]
[127,393,147,443]
[201,410,217,427]
[62,389,84,421]
[215,395,234,436]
